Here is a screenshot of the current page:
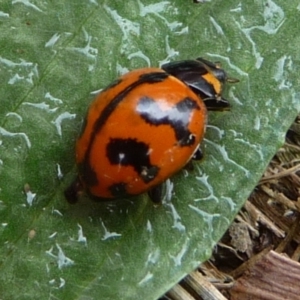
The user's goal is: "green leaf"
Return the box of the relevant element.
[0,0,299,299]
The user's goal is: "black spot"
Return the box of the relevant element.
[78,160,99,187]
[106,138,160,183]
[137,96,200,146]
[109,182,128,197]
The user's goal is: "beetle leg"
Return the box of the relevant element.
[148,185,163,204]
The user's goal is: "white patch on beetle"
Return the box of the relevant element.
[118,153,125,162]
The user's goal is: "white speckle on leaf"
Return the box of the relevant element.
[273,55,293,90]
[56,163,63,180]
[25,190,36,206]
[69,28,98,60]
[45,33,61,48]
[0,127,31,148]
[45,92,63,104]
[146,220,152,233]
[104,5,140,54]
[5,112,23,123]
[0,11,9,18]
[138,0,185,34]
[128,50,151,67]
[206,125,225,139]
[254,116,261,130]
[146,248,160,266]
[8,73,24,84]
[52,209,63,217]
[234,1,284,69]
[164,187,186,232]
[194,173,218,203]
[138,0,170,16]
[138,272,153,286]
[205,139,250,177]
[12,0,43,12]
[169,238,189,267]
[159,35,179,66]
[0,56,39,85]
[52,112,76,137]
[100,220,122,240]
[209,16,224,35]
[116,63,129,75]
[46,244,74,269]
[77,224,87,245]
[189,205,221,236]
[2,223,8,227]
[23,102,58,113]
[58,278,65,289]
[221,196,236,212]
[89,0,98,5]
[230,3,242,12]
[234,137,264,161]
[48,232,57,239]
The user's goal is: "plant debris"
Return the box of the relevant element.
[163,117,300,300]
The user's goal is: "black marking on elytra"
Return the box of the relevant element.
[81,71,168,187]
[109,182,128,197]
[137,96,200,147]
[78,161,99,187]
[106,138,160,183]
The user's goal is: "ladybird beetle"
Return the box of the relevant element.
[65,58,238,204]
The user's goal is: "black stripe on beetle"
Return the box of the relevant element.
[137,96,200,147]
[81,72,168,187]
[106,138,160,183]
